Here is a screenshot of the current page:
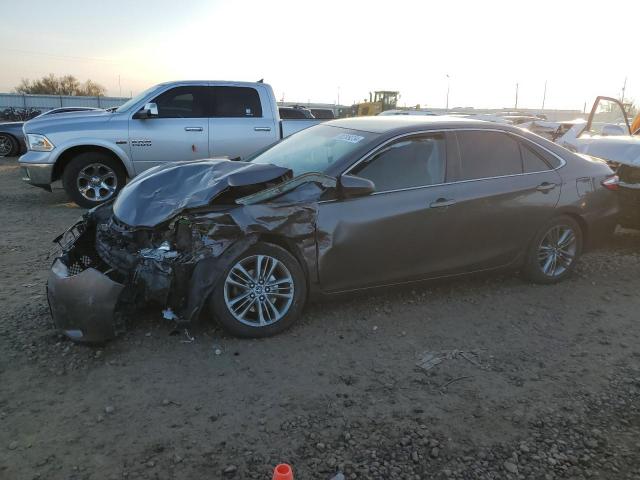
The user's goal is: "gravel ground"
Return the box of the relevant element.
[0,155,639,480]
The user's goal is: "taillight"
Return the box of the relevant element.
[602,175,620,191]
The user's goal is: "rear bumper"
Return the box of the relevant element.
[583,206,620,249]
[47,258,125,343]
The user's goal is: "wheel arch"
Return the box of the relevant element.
[52,144,133,182]
[256,234,312,289]
[554,209,589,247]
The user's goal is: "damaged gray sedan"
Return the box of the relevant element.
[47,116,619,342]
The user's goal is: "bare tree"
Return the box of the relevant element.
[58,75,81,95]
[14,74,106,96]
[80,79,106,96]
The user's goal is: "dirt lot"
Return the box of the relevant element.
[1,155,640,480]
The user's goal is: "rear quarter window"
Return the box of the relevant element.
[520,142,552,172]
[520,139,562,169]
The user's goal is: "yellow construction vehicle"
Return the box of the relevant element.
[353,91,399,116]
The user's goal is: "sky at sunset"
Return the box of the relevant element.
[1,0,637,110]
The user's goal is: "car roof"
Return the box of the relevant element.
[324,115,508,134]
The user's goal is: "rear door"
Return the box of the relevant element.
[209,85,278,160]
[128,85,210,173]
[440,130,562,272]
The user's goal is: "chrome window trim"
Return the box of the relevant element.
[339,127,566,197]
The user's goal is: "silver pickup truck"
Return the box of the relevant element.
[19,80,322,207]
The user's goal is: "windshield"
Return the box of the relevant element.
[115,85,163,113]
[249,125,377,176]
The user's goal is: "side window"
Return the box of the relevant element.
[457,131,522,180]
[152,86,209,118]
[213,87,262,118]
[353,135,446,192]
[520,142,551,173]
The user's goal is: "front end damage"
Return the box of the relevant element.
[47,159,334,343]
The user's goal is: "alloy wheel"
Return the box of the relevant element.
[537,224,577,277]
[76,163,118,202]
[223,254,294,327]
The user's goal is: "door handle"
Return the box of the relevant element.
[429,198,457,208]
[254,127,272,132]
[536,182,556,193]
[184,127,203,132]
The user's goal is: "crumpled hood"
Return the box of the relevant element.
[113,159,292,228]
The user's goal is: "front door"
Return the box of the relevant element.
[317,133,459,292]
[129,85,210,173]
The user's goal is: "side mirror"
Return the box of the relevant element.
[132,102,159,119]
[339,174,375,198]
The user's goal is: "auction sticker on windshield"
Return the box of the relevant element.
[334,133,365,143]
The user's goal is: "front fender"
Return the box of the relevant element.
[51,139,135,177]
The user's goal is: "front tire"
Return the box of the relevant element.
[0,134,18,157]
[209,243,307,338]
[62,152,126,208]
[523,215,583,284]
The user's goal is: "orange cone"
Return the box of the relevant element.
[272,463,293,480]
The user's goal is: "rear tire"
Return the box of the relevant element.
[209,243,307,338]
[523,215,583,284]
[62,152,126,208]
[0,134,18,157]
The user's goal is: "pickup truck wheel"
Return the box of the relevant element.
[0,134,18,157]
[62,152,125,208]
[209,243,307,338]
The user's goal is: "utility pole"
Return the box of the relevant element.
[621,76,627,103]
[445,74,450,110]
[541,80,547,111]
[515,82,519,110]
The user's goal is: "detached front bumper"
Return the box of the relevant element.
[19,151,55,190]
[46,219,130,343]
[47,258,125,342]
